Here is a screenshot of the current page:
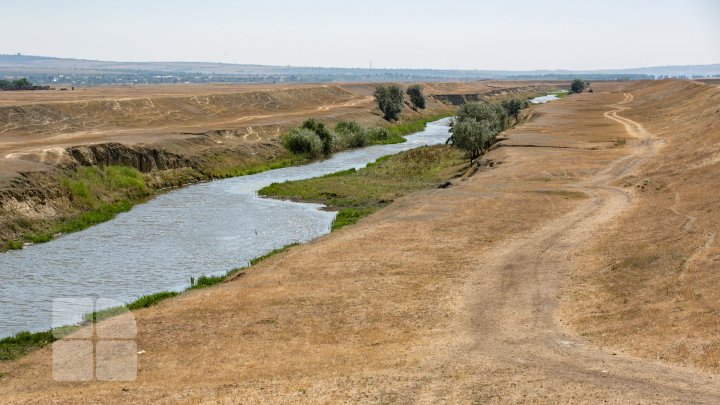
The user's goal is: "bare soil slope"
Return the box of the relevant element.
[1,80,719,403]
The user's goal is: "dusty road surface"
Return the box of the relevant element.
[1,80,719,403]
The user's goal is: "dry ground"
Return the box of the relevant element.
[1,80,718,403]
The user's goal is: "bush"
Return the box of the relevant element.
[334,120,369,149]
[571,79,587,93]
[374,85,404,121]
[455,102,506,133]
[368,127,390,142]
[447,101,509,161]
[449,119,495,161]
[406,84,426,110]
[501,98,524,122]
[334,120,364,136]
[281,128,323,157]
[301,118,333,155]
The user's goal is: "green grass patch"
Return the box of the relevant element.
[249,242,300,266]
[84,291,180,323]
[207,154,310,178]
[14,166,152,248]
[0,330,57,361]
[260,145,466,230]
[5,240,24,250]
[332,207,380,230]
[188,274,227,290]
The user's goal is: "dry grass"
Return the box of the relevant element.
[565,80,720,370]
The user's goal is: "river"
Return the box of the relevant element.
[0,118,453,336]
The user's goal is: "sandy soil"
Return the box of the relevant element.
[1,80,718,403]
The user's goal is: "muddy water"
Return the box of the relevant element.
[0,118,452,336]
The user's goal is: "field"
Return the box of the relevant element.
[1,79,719,402]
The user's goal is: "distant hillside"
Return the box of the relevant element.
[1,54,718,86]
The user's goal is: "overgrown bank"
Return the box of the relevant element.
[259,145,467,230]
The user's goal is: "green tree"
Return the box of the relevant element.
[405,84,426,110]
[449,119,495,161]
[570,79,587,94]
[11,78,32,89]
[446,101,507,161]
[501,98,524,122]
[0,79,9,90]
[301,118,333,155]
[454,101,506,133]
[374,85,404,121]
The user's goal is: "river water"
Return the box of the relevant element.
[0,118,453,336]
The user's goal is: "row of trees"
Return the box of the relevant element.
[373,84,426,121]
[0,78,33,90]
[447,98,530,161]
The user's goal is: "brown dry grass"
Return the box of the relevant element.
[564,79,720,370]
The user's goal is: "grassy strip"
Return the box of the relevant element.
[249,242,300,266]
[259,145,466,230]
[205,154,311,178]
[0,330,57,362]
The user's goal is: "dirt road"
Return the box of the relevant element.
[1,83,718,403]
[421,93,720,402]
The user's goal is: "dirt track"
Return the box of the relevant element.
[1,82,719,403]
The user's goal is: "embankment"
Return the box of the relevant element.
[564,79,720,371]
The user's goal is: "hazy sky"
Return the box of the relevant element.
[3,0,719,70]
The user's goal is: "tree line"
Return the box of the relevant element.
[0,78,50,91]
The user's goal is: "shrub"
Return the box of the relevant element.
[301,118,333,155]
[501,98,524,122]
[406,84,426,110]
[455,102,506,133]
[571,79,587,93]
[368,127,390,142]
[374,85,404,121]
[334,120,369,148]
[281,128,323,157]
[334,120,364,136]
[449,119,496,161]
